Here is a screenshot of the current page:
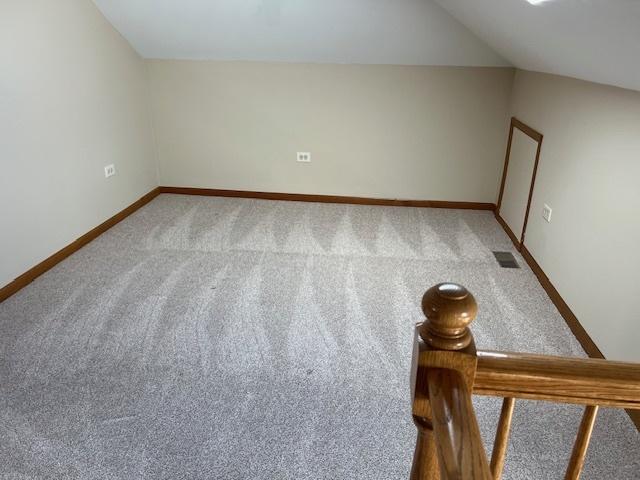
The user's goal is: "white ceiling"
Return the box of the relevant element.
[91,0,509,66]
[93,0,640,91]
[434,0,640,92]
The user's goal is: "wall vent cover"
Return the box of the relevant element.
[493,251,520,269]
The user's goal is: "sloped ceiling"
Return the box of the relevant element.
[434,0,640,92]
[91,0,509,66]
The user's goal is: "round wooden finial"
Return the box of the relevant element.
[420,283,477,351]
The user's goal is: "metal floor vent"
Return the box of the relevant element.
[493,251,520,269]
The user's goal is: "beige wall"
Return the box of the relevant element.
[510,70,640,362]
[0,0,158,287]
[1,5,636,364]
[147,61,514,202]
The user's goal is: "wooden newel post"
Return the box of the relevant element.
[419,283,477,352]
[410,283,479,480]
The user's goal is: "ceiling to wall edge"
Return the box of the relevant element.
[91,0,640,93]
[91,0,511,67]
[432,0,640,93]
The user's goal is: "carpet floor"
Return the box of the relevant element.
[0,194,638,479]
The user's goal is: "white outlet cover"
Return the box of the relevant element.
[297,152,311,163]
[104,164,116,178]
[543,204,552,222]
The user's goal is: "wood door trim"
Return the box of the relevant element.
[511,117,543,143]
[496,121,514,212]
[496,117,544,249]
[519,138,543,245]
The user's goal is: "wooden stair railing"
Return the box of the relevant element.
[410,283,640,480]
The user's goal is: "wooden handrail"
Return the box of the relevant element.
[428,368,492,480]
[474,350,640,408]
[409,282,640,480]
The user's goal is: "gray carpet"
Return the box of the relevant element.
[0,194,638,479]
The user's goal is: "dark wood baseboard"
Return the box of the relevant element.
[519,245,603,359]
[0,187,160,303]
[629,410,640,431]
[494,215,640,430]
[0,186,491,304]
[3,185,637,430]
[159,186,496,211]
[495,210,603,357]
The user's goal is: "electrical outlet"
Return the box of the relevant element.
[104,164,116,178]
[542,204,552,222]
[297,152,311,163]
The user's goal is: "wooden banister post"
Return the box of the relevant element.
[410,283,482,480]
[420,283,477,352]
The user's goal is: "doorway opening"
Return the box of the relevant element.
[496,117,543,251]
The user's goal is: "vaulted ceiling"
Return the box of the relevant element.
[93,0,640,91]
[434,0,640,92]
[91,0,508,66]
